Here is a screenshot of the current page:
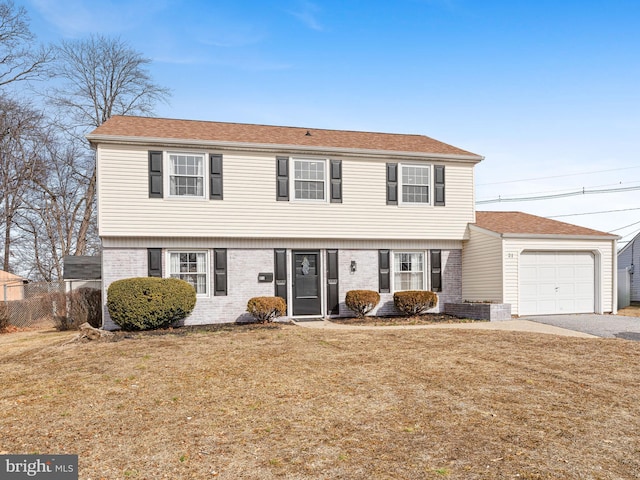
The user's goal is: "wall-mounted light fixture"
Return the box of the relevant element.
[350,260,357,273]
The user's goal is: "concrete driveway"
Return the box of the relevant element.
[520,314,640,340]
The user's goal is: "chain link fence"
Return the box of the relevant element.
[0,280,102,330]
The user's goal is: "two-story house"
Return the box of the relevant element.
[88,116,618,328]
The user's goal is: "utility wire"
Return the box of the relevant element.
[478,165,640,186]
[476,184,640,205]
[610,220,640,233]
[548,207,640,218]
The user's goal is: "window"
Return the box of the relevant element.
[293,159,326,200]
[394,252,424,290]
[169,252,208,295]
[401,164,430,204]
[169,153,204,197]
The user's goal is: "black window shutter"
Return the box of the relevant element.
[326,249,339,314]
[386,163,398,205]
[210,154,223,200]
[330,160,342,203]
[148,248,162,277]
[276,156,289,201]
[431,250,442,292]
[434,165,445,206]
[148,151,163,198]
[274,249,288,301]
[214,249,227,296]
[379,249,390,293]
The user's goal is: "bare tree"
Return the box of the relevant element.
[51,35,170,129]
[0,95,47,272]
[0,1,51,88]
[48,35,170,255]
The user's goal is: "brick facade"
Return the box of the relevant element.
[102,247,463,328]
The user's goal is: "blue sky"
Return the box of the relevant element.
[21,0,640,246]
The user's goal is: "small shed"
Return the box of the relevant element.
[463,211,618,316]
[0,270,27,301]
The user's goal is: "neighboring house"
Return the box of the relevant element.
[464,211,618,316]
[0,270,27,302]
[618,232,639,303]
[87,116,618,328]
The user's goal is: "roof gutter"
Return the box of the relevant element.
[85,134,485,163]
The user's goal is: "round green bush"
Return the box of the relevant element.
[345,290,380,318]
[107,277,196,331]
[393,290,438,316]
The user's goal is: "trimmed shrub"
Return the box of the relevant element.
[247,296,286,323]
[345,290,380,318]
[393,290,438,316]
[68,287,102,329]
[107,277,196,331]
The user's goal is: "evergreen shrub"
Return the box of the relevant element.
[107,277,196,331]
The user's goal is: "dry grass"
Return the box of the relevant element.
[1,325,640,479]
[618,304,640,318]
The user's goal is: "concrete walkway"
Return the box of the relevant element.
[293,318,597,338]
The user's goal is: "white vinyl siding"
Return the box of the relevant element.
[96,144,476,240]
[461,227,504,303]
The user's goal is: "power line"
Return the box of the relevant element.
[609,219,640,233]
[548,207,640,218]
[476,184,640,205]
[478,165,640,186]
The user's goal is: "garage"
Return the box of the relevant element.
[519,251,595,315]
[463,212,618,316]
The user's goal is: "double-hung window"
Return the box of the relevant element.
[169,251,208,295]
[401,164,430,204]
[169,153,205,197]
[293,159,326,201]
[394,252,425,290]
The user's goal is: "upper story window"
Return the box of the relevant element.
[293,159,326,201]
[401,164,430,204]
[169,153,205,197]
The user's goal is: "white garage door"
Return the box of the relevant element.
[519,251,595,315]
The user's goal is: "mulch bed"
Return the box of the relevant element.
[331,313,484,326]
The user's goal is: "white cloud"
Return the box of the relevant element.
[27,0,170,37]
[286,1,323,31]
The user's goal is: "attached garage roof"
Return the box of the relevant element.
[474,211,617,238]
[87,115,483,160]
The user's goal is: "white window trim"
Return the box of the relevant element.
[392,250,428,292]
[165,151,207,200]
[290,157,328,203]
[398,162,433,207]
[166,250,210,297]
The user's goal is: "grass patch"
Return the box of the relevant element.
[0,325,639,478]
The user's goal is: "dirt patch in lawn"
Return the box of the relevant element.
[331,313,483,326]
[1,325,640,479]
[617,303,640,317]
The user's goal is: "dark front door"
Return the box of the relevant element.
[292,251,321,316]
